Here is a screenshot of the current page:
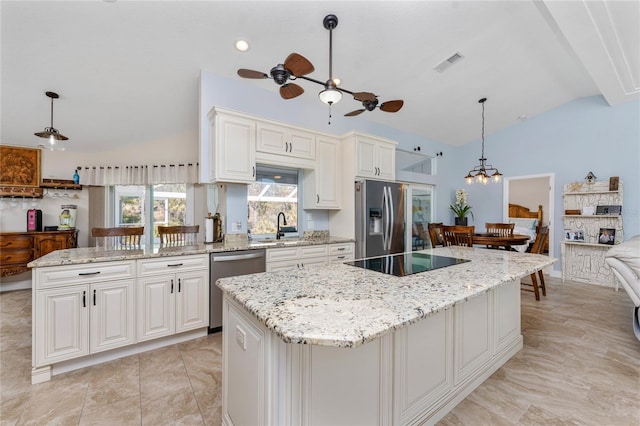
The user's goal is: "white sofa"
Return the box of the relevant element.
[604,235,640,341]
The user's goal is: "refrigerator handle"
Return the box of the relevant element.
[388,186,394,249]
[381,188,388,250]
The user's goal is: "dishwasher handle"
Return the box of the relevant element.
[212,252,265,262]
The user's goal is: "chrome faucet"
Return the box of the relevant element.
[276,212,287,240]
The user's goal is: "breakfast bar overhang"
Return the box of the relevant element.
[216,247,555,425]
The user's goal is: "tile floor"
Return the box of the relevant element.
[1,277,639,425]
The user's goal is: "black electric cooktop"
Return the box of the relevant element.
[346,252,470,277]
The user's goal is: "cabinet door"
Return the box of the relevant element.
[90,279,135,353]
[137,275,175,342]
[35,286,89,366]
[176,270,209,333]
[256,123,287,155]
[314,136,341,209]
[376,142,396,180]
[257,122,316,160]
[356,137,378,178]
[33,234,67,258]
[287,128,315,159]
[212,113,256,183]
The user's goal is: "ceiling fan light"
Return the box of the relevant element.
[319,87,342,105]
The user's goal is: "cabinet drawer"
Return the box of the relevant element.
[137,254,208,276]
[266,247,299,263]
[329,243,353,255]
[329,253,354,263]
[1,249,34,265]
[36,261,136,288]
[298,245,328,258]
[0,235,32,250]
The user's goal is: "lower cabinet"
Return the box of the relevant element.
[32,254,209,383]
[266,243,354,272]
[35,278,135,366]
[136,256,209,342]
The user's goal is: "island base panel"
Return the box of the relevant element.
[222,279,523,425]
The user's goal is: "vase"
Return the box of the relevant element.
[455,217,468,226]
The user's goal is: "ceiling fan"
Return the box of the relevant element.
[237,14,404,118]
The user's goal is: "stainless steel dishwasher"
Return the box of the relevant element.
[209,249,265,332]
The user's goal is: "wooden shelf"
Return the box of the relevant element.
[0,187,43,198]
[40,179,82,190]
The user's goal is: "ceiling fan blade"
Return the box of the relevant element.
[285,53,315,77]
[380,100,404,113]
[344,109,365,117]
[238,69,269,79]
[280,83,304,99]
[353,92,377,103]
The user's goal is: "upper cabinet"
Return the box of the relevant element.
[207,108,256,184]
[345,133,397,180]
[303,135,341,209]
[256,121,316,169]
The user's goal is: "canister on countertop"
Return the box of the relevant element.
[59,204,77,229]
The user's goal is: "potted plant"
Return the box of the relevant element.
[450,189,474,226]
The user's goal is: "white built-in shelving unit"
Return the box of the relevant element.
[561,180,623,287]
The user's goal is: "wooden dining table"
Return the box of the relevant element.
[472,233,531,251]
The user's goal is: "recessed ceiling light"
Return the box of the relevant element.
[235,40,249,52]
[517,114,528,120]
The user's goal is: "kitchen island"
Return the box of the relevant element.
[216,246,555,425]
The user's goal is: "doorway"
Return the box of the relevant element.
[504,173,556,276]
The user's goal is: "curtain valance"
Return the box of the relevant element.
[77,163,199,186]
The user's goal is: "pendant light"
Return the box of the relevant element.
[318,14,342,106]
[35,91,68,151]
[464,98,502,185]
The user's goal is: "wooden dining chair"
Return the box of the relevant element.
[157,225,199,245]
[485,223,514,237]
[521,226,549,301]
[412,223,428,250]
[442,225,475,247]
[91,226,144,249]
[427,222,444,248]
[485,223,514,249]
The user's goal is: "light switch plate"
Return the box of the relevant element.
[235,326,246,351]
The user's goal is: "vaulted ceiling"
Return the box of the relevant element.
[1,1,638,153]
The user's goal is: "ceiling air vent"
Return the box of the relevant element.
[434,52,464,73]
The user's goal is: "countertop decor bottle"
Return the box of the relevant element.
[73,169,80,185]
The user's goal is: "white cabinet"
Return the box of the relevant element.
[90,280,136,354]
[33,261,136,367]
[265,243,353,272]
[303,135,341,209]
[207,108,256,184]
[353,134,396,180]
[266,245,328,272]
[35,286,89,365]
[327,242,354,263]
[256,121,315,160]
[136,255,209,342]
[561,181,624,287]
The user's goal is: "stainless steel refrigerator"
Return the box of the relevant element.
[355,179,405,259]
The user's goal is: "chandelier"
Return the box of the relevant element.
[465,97,502,184]
[34,91,68,151]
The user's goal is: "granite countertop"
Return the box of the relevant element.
[216,246,556,348]
[28,233,354,268]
